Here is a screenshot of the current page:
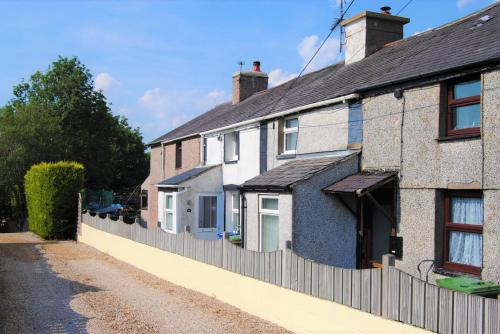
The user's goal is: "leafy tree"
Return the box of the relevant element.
[0,57,149,227]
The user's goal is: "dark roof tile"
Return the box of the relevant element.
[242,154,357,189]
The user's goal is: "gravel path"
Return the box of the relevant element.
[0,232,292,334]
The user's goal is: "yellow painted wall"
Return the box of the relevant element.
[79,224,429,334]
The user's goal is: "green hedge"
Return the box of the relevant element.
[25,161,84,239]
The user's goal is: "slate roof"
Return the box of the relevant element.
[157,165,218,186]
[150,4,500,145]
[242,154,356,190]
[323,172,396,194]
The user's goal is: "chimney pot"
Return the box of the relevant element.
[253,61,261,72]
[380,6,391,15]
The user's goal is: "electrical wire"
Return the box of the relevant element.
[396,0,415,15]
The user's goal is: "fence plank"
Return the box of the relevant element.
[334,268,343,304]
[282,249,291,289]
[264,253,271,283]
[399,272,412,324]
[297,256,305,293]
[291,253,298,291]
[411,278,425,328]
[304,260,312,295]
[342,269,352,306]
[467,294,483,334]
[423,284,439,333]
[485,298,500,334]
[387,267,400,321]
[270,252,276,284]
[311,262,319,298]
[437,288,452,334]
[318,264,333,301]
[351,269,361,310]
[371,269,382,316]
[275,251,282,286]
[361,269,371,313]
[453,292,468,334]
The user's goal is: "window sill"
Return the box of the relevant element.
[276,153,296,160]
[436,134,480,142]
[434,266,481,279]
[224,160,238,165]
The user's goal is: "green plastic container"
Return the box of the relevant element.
[436,277,500,298]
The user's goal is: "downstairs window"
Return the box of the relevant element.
[443,191,483,275]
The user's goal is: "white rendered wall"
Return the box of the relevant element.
[205,135,222,165]
[222,125,261,186]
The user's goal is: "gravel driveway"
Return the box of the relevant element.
[0,232,291,334]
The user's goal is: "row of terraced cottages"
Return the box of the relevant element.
[141,4,500,283]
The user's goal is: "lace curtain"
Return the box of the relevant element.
[449,197,483,267]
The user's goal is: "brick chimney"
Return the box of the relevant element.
[232,61,268,105]
[341,8,409,64]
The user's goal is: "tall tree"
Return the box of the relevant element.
[0,57,149,225]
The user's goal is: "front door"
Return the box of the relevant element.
[361,187,394,269]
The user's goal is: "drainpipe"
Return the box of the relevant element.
[161,142,165,179]
[240,189,247,249]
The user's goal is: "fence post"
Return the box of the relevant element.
[76,193,82,238]
[382,254,396,319]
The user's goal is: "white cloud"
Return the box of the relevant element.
[95,72,120,91]
[268,69,298,87]
[413,27,432,36]
[457,0,471,8]
[207,89,226,99]
[137,88,228,130]
[297,35,341,72]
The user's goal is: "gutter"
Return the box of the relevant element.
[200,93,359,136]
[157,93,359,144]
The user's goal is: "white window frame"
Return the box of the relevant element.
[162,192,177,234]
[231,192,240,233]
[196,193,222,232]
[259,195,279,252]
[283,117,298,154]
[224,131,239,162]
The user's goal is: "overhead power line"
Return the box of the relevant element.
[396,0,414,15]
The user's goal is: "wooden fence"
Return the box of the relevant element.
[81,213,500,333]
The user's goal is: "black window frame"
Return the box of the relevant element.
[175,142,182,169]
[140,190,148,210]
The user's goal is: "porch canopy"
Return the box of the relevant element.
[323,172,396,196]
[157,165,217,187]
[242,154,356,192]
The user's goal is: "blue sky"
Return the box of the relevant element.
[0,0,496,142]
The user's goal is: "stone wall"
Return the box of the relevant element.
[292,154,359,267]
[362,69,500,282]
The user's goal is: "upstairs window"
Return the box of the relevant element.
[202,137,208,164]
[175,142,182,169]
[284,117,298,154]
[224,131,239,162]
[443,191,483,275]
[140,190,148,210]
[446,77,481,137]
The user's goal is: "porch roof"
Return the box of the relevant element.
[323,172,396,195]
[242,154,357,191]
[157,165,218,187]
